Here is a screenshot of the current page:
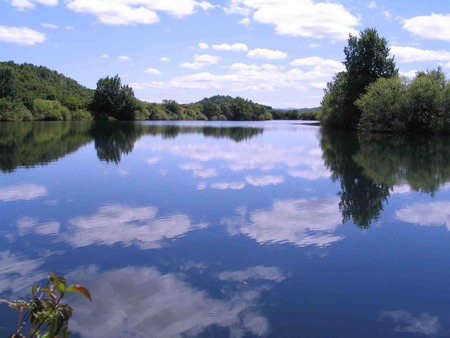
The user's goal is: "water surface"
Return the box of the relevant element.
[1,121,450,337]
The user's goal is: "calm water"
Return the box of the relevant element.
[1,121,450,337]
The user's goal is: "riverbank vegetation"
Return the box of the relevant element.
[320,28,450,134]
[0,61,318,122]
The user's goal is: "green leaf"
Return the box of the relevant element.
[66,285,92,302]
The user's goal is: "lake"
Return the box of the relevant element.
[1,121,450,337]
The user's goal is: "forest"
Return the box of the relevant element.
[320,28,450,134]
[0,61,318,122]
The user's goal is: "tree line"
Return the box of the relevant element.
[320,28,450,134]
[0,62,317,122]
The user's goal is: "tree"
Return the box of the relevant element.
[0,67,18,100]
[321,28,397,129]
[91,75,138,120]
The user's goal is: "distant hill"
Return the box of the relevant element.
[0,61,93,121]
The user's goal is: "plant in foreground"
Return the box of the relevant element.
[1,273,92,338]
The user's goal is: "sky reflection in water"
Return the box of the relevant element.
[1,121,450,337]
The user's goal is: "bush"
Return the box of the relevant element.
[32,99,68,121]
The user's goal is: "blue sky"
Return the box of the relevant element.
[1,0,450,108]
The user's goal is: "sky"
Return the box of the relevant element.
[1,0,450,108]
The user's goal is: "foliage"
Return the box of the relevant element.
[356,67,450,133]
[1,273,91,338]
[91,75,138,120]
[0,61,93,121]
[321,28,397,129]
[271,107,320,120]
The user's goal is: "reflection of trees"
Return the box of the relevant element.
[320,130,390,228]
[0,122,264,170]
[0,122,91,172]
[143,125,264,142]
[90,122,144,164]
[355,134,450,195]
[321,130,450,227]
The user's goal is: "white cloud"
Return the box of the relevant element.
[403,14,450,41]
[198,42,209,49]
[8,0,57,10]
[381,310,441,335]
[65,204,208,249]
[131,56,340,92]
[117,55,130,61]
[180,54,220,69]
[245,175,284,187]
[180,162,217,178]
[368,1,377,9]
[100,53,109,58]
[308,43,320,48]
[65,0,212,25]
[145,67,162,75]
[40,23,58,29]
[238,17,251,25]
[0,26,46,45]
[159,56,170,62]
[68,265,271,338]
[212,43,248,52]
[224,198,343,247]
[391,46,450,63]
[396,201,450,230]
[227,0,359,40]
[247,48,287,59]
[211,181,246,190]
[146,156,161,164]
[0,184,48,202]
[65,25,75,30]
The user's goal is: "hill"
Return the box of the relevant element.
[0,61,93,121]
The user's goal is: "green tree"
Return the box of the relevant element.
[0,67,18,100]
[321,28,397,129]
[91,75,138,120]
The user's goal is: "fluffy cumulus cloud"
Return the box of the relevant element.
[65,204,208,249]
[0,26,46,45]
[180,54,221,69]
[213,43,248,52]
[224,197,343,247]
[65,0,213,25]
[145,67,162,75]
[403,14,450,41]
[68,265,273,337]
[7,0,57,10]
[390,46,450,64]
[381,310,441,335]
[247,48,287,59]
[396,201,450,230]
[225,0,359,40]
[0,184,48,201]
[131,56,341,92]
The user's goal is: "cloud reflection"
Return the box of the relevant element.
[381,310,441,335]
[145,142,329,181]
[0,251,46,296]
[0,184,48,202]
[69,265,276,338]
[66,204,208,249]
[396,201,450,230]
[224,198,343,247]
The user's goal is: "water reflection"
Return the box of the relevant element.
[224,198,343,247]
[0,122,91,172]
[68,265,282,338]
[380,310,441,336]
[0,122,264,171]
[320,130,450,228]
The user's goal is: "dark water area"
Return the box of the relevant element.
[1,121,450,337]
